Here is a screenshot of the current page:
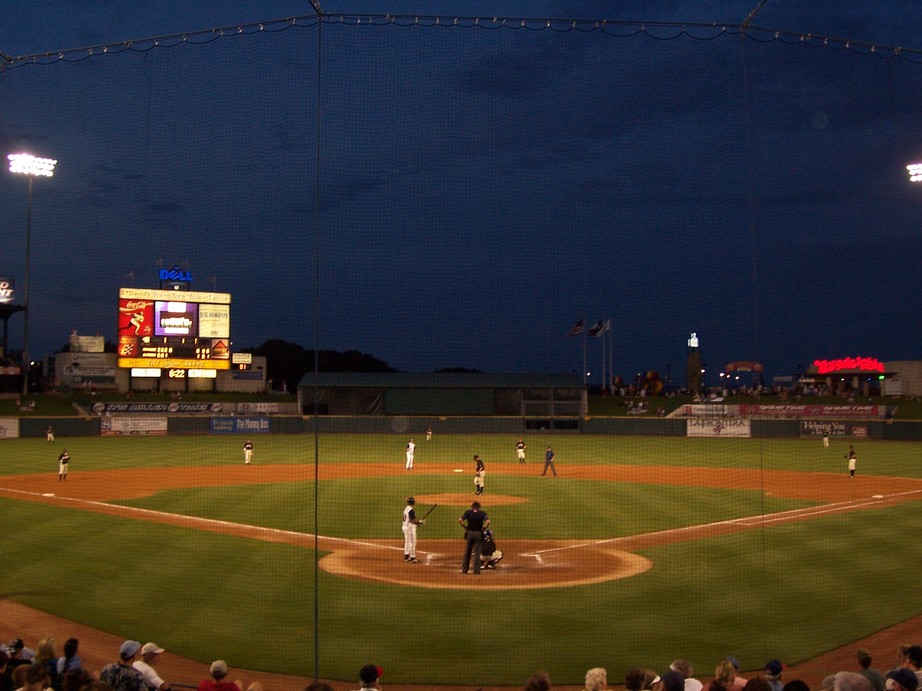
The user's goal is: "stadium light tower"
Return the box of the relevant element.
[8,153,57,397]
[907,163,922,182]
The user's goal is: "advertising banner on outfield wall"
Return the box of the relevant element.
[210,417,270,434]
[100,417,168,436]
[800,421,869,438]
[92,402,225,415]
[738,404,883,418]
[687,418,752,437]
[0,418,20,439]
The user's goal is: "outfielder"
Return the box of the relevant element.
[473,455,485,495]
[846,445,857,478]
[402,496,426,562]
[405,438,416,470]
[243,440,254,465]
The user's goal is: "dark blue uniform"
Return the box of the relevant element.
[458,502,490,574]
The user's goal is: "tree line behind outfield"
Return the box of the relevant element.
[242,339,482,394]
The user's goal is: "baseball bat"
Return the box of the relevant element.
[421,503,438,520]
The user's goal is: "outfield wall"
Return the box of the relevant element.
[7,416,922,440]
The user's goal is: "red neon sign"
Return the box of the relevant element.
[813,357,884,375]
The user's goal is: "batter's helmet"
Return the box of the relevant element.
[406,496,416,505]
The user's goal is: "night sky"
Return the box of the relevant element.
[1,2,921,386]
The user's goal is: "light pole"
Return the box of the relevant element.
[8,153,56,397]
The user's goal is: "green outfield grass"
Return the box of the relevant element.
[1,434,921,685]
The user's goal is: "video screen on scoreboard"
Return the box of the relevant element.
[154,301,198,336]
[117,288,231,370]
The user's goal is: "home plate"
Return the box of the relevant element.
[42,493,55,497]
[453,469,464,473]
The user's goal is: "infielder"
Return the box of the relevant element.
[58,449,70,481]
[516,438,526,463]
[405,438,416,470]
[243,440,253,465]
[846,446,856,478]
[473,455,485,495]
[402,496,426,562]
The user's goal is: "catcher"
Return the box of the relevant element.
[480,529,503,570]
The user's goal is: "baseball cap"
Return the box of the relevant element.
[765,660,784,677]
[119,641,141,659]
[7,639,24,653]
[886,669,919,691]
[359,665,382,684]
[210,661,229,676]
[141,643,165,656]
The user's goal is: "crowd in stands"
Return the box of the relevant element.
[5,636,922,691]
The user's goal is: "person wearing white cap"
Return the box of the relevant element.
[197,660,241,691]
[100,641,146,691]
[133,643,170,691]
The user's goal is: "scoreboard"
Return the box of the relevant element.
[117,287,231,370]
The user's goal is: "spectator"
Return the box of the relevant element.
[304,685,334,691]
[100,641,145,691]
[0,651,11,691]
[703,661,743,691]
[353,665,382,691]
[783,681,811,691]
[12,665,29,690]
[8,641,34,664]
[765,660,785,691]
[133,645,169,691]
[21,663,50,691]
[889,646,912,678]
[855,649,885,691]
[744,680,771,691]
[833,672,873,691]
[585,668,607,691]
[524,671,552,691]
[725,657,748,690]
[198,662,240,691]
[670,660,703,691]
[886,670,919,691]
[61,669,94,691]
[56,641,85,679]
[663,671,685,691]
[6,641,31,672]
[905,646,922,688]
[33,640,59,691]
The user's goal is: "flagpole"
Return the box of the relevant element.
[608,319,613,394]
[582,318,587,386]
[600,327,605,391]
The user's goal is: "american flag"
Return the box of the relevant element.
[566,318,585,337]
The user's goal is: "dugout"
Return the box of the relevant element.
[297,372,586,426]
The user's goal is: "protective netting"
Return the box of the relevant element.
[1,13,921,687]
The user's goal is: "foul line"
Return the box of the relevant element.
[522,489,922,557]
[0,488,394,551]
